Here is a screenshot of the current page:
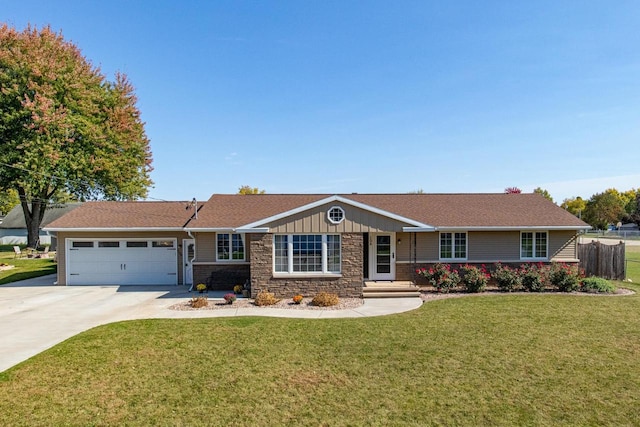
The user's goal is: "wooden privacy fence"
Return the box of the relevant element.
[578,241,625,280]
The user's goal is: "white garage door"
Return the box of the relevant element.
[66,239,178,285]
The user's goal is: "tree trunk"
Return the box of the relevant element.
[18,190,47,248]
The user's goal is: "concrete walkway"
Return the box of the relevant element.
[0,275,422,372]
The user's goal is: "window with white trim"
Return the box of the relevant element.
[327,206,345,224]
[440,232,467,260]
[274,234,341,274]
[521,231,547,259]
[217,233,245,261]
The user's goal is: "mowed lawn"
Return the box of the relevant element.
[0,251,638,425]
[0,245,57,285]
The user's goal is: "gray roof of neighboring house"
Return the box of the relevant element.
[0,203,83,229]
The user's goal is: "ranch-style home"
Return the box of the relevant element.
[44,193,591,297]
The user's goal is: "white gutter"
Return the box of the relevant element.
[402,227,436,232]
[434,226,591,231]
[43,227,186,232]
[234,227,270,233]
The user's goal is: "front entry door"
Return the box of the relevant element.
[183,239,195,286]
[370,233,395,281]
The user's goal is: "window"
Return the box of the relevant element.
[98,241,119,248]
[217,233,245,261]
[72,241,93,248]
[274,235,288,272]
[521,232,547,259]
[152,240,174,248]
[327,206,345,224]
[440,232,467,260]
[126,241,147,248]
[274,234,341,274]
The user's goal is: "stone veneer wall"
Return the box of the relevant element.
[193,264,250,290]
[249,233,364,298]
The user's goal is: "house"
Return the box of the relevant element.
[0,203,82,248]
[44,193,590,296]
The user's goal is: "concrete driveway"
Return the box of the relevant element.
[0,275,422,372]
[0,275,195,372]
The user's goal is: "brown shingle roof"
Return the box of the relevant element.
[45,201,200,229]
[187,193,589,229]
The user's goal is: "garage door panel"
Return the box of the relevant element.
[67,239,178,285]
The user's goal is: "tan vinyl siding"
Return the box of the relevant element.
[468,231,520,261]
[396,232,439,262]
[549,230,578,260]
[267,202,411,233]
[397,230,578,263]
[195,233,216,262]
[56,231,190,285]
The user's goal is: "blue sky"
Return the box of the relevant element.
[3,1,639,203]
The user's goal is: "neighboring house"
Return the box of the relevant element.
[620,223,639,231]
[45,193,590,297]
[0,203,82,247]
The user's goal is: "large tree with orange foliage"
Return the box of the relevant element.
[0,24,153,246]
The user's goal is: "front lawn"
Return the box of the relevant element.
[0,245,56,285]
[1,284,639,425]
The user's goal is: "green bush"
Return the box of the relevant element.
[548,262,582,292]
[520,263,547,292]
[580,277,616,293]
[459,264,489,293]
[417,263,461,293]
[254,291,278,306]
[491,263,521,292]
[312,292,339,307]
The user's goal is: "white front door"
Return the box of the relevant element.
[370,233,395,281]
[183,239,195,285]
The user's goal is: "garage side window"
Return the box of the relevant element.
[217,233,245,261]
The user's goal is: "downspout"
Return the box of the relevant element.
[186,229,196,291]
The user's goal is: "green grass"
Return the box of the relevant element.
[0,245,57,285]
[626,245,640,282]
[1,288,640,426]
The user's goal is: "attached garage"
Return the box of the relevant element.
[66,238,178,285]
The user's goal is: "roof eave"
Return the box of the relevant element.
[43,227,187,232]
[184,227,270,233]
[433,225,592,231]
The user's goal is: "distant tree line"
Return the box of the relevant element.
[561,188,640,230]
[503,186,639,230]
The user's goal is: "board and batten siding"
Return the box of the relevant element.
[55,230,190,285]
[396,230,579,263]
[267,202,412,234]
